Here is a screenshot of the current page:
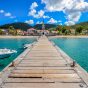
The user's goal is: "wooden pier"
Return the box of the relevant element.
[1,36,88,88]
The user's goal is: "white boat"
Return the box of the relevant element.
[24,44,32,48]
[0,49,17,59]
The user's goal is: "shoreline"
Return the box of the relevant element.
[0,35,88,39]
[49,35,88,38]
[0,36,39,38]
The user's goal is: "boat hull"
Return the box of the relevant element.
[0,54,11,59]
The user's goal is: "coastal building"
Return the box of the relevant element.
[23,31,28,36]
[0,29,9,35]
[82,29,88,35]
[16,29,24,35]
[27,28,36,35]
[70,29,75,35]
[36,30,42,34]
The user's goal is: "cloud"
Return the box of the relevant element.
[5,12,11,17]
[66,12,81,22]
[36,21,40,24]
[0,9,16,19]
[28,9,45,18]
[30,2,38,10]
[28,2,50,19]
[65,21,75,26]
[43,15,50,18]
[42,0,88,25]
[48,18,57,24]
[34,10,49,18]
[36,21,42,24]
[5,12,16,19]
[28,9,36,16]
[25,20,34,24]
[65,11,81,25]
[58,20,62,23]
[0,10,4,13]
[28,2,38,18]
[42,0,65,12]
[42,0,88,12]
[58,20,62,25]
[10,16,16,19]
[59,23,62,25]
[37,10,44,17]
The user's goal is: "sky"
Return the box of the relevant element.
[0,0,88,26]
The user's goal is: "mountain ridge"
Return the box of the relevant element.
[0,21,88,31]
[0,22,57,31]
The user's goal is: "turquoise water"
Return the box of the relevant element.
[51,38,88,72]
[0,38,36,71]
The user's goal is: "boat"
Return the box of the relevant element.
[0,49,17,59]
[24,44,32,48]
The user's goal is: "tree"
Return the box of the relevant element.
[56,25,71,35]
[75,26,83,34]
[61,27,67,34]
[65,29,71,35]
[60,26,69,35]
[56,25,62,30]
[49,28,55,33]
[64,26,71,35]
[56,25,63,35]
[8,26,16,35]
[0,29,3,35]
[85,27,88,35]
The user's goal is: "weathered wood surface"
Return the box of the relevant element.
[1,36,88,88]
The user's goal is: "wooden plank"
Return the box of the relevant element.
[12,69,75,74]
[5,78,82,83]
[2,83,82,88]
[15,67,74,70]
[18,63,67,67]
[9,73,80,79]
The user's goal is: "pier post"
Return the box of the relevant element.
[10,61,15,67]
[70,60,76,67]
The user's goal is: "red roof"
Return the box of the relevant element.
[28,28,36,31]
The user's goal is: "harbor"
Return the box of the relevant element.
[0,35,88,88]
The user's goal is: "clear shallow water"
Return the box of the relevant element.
[50,38,88,72]
[0,38,36,71]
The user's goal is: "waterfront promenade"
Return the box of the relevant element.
[1,36,88,88]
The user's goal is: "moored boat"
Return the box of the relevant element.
[24,44,32,48]
[0,49,17,59]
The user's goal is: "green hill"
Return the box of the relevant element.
[71,22,88,29]
[0,23,57,31]
[1,21,88,31]
[0,22,32,31]
[34,24,57,30]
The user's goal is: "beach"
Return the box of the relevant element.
[0,36,39,39]
[49,35,88,38]
[0,35,88,39]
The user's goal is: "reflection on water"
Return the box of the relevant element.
[51,38,88,72]
[0,38,36,71]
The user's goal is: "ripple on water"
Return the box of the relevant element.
[0,38,36,71]
[50,38,88,72]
